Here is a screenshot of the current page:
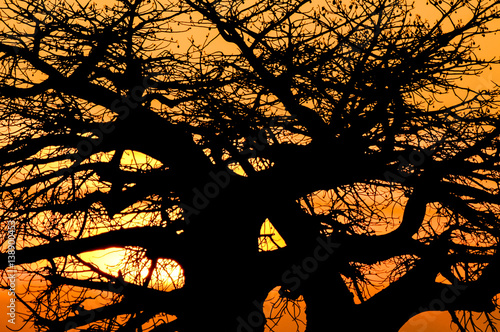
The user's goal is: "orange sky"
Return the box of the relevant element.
[2,1,500,332]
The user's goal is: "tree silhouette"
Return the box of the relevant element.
[1,0,500,331]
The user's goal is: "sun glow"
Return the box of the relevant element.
[263,286,306,332]
[80,248,184,292]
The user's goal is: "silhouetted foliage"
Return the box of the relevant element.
[2,0,500,331]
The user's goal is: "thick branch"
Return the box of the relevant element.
[0,227,184,269]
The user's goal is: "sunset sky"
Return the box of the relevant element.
[2,0,500,331]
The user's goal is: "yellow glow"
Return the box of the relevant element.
[249,157,275,172]
[227,162,248,177]
[119,150,164,172]
[258,219,287,252]
[112,197,164,228]
[80,248,184,292]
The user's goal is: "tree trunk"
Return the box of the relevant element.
[180,179,269,331]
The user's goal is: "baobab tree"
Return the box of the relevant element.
[1,0,500,331]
